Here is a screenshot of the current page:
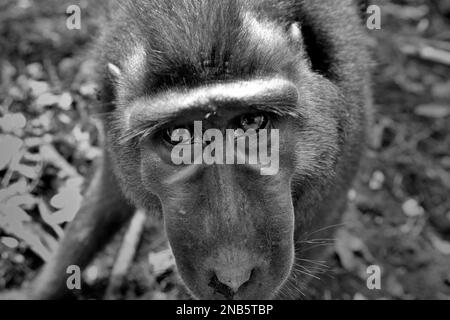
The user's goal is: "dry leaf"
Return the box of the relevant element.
[40,144,80,178]
[353,293,368,300]
[26,63,45,80]
[402,199,425,217]
[415,104,450,118]
[369,171,385,191]
[6,194,37,209]
[335,229,374,276]
[430,234,450,255]
[57,92,73,110]
[0,179,28,203]
[28,80,50,97]
[37,200,64,239]
[1,236,19,249]
[0,204,31,223]
[1,60,16,85]
[35,92,59,108]
[0,113,27,133]
[79,82,98,97]
[432,82,450,100]
[0,203,56,261]
[148,249,176,277]
[49,182,83,224]
[13,164,39,179]
[0,134,23,171]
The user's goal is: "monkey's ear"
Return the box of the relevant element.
[107,63,122,79]
[288,23,303,46]
[289,23,301,40]
[288,22,309,64]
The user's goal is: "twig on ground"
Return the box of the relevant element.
[401,42,450,66]
[104,209,147,299]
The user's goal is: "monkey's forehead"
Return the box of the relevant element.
[101,1,302,91]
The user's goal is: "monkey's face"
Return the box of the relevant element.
[133,80,300,300]
[108,72,342,299]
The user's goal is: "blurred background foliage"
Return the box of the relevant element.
[0,0,449,299]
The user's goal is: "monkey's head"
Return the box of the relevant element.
[100,1,361,300]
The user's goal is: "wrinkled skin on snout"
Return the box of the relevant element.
[160,168,295,300]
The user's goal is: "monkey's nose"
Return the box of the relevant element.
[209,267,254,298]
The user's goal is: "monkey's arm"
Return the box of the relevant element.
[28,153,136,299]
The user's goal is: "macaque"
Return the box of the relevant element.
[4,0,371,300]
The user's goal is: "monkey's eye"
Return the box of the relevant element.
[162,126,194,145]
[239,113,269,131]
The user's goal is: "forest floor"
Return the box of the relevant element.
[0,0,449,300]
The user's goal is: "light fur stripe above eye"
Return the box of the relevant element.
[124,43,147,77]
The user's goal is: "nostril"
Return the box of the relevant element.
[209,268,255,299]
[209,274,235,299]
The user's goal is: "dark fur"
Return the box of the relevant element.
[7,0,371,300]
